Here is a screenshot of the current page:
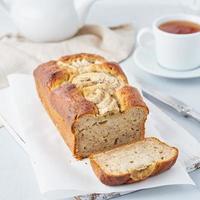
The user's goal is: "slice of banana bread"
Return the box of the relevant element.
[33,53,149,159]
[90,137,178,185]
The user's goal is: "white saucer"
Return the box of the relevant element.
[133,43,200,79]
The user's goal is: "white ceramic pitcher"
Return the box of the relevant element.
[0,0,98,42]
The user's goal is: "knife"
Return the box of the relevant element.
[141,86,200,122]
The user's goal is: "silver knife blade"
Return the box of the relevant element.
[141,86,200,122]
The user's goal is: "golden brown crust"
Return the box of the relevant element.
[89,137,178,186]
[59,53,106,63]
[95,62,128,83]
[33,60,58,90]
[90,157,131,186]
[116,85,149,112]
[33,53,149,159]
[51,84,97,121]
[34,77,78,155]
[59,54,128,83]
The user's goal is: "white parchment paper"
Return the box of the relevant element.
[0,74,197,199]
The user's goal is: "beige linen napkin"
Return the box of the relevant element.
[0,24,135,88]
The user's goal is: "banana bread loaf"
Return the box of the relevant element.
[33,53,149,159]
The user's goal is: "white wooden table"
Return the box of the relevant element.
[0,0,200,199]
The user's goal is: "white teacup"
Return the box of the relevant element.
[137,14,200,71]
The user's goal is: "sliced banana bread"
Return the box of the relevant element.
[90,137,178,186]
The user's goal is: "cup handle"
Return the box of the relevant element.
[137,27,154,48]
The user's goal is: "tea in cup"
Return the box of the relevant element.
[137,14,200,71]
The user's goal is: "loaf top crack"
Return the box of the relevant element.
[34,53,148,117]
